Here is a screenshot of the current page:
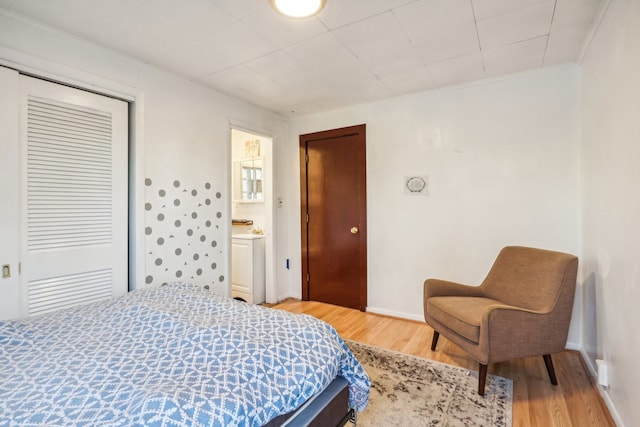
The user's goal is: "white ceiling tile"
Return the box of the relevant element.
[318,0,416,30]
[240,7,328,49]
[244,50,304,84]
[412,23,480,64]
[209,0,267,20]
[332,12,414,67]
[372,57,438,95]
[477,1,555,49]
[471,0,549,21]
[550,0,601,32]
[137,0,227,29]
[483,36,547,77]
[2,0,605,116]
[544,29,586,65]
[6,0,143,36]
[200,19,277,64]
[426,53,486,88]
[393,0,476,41]
[202,65,280,101]
[285,32,355,66]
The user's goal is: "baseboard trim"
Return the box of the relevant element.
[366,306,424,322]
[578,348,625,427]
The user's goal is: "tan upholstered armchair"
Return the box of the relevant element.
[423,246,578,396]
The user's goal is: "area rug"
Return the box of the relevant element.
[346,340,513,427]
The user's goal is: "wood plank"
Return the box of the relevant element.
[271,299,616,427]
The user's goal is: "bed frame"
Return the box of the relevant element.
[264,376,355,426]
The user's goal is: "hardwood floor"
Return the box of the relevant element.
[271,299,615,427]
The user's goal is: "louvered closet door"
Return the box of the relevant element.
[20,76,128,317]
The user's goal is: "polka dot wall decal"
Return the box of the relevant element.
[219,275,224,282]
[145,178,224,292]
[145,275,153,284]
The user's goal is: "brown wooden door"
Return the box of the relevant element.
[300,124,367,311]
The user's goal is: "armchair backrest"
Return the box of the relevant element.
[481,246,578,312]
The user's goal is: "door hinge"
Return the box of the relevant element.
[306,213,309,223]
[305,153,309,163]
[306,273,310,283]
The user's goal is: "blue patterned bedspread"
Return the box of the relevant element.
[0,283,370,426]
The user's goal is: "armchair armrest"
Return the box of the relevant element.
[424,278,484,298]
[480,305,569,363]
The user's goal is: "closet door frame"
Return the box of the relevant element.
[0,56,146,318]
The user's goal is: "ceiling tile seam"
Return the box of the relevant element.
[318,7,395,32]
[388,8,439,91]
[540,0,558,68]
[469,0,487,75]
[200,47,286,80]
[576,0,611,65]
[321,26,390,94]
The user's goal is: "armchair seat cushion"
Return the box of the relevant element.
[427,296,502,343]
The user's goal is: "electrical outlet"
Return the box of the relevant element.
[2,264,10,278]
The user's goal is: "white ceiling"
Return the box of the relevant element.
[1,0,603,116]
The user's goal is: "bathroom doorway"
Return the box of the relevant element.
[230,127,275,303]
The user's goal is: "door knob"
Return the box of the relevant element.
[350,227,359,235]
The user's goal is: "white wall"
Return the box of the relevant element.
[580,0,640,425]
[0,11,290,309]
[285,67,583,344]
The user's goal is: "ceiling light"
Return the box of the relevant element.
[270,0,326,18]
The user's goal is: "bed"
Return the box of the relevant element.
[0,282,370,426]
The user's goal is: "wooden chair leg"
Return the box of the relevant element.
[543,354,558,385]
[478,363,487,396]
[430,331,440,351]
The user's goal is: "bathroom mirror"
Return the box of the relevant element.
[233,157,263,202]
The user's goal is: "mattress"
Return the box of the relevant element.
[0,282,370,426]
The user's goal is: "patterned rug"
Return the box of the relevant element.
[346,340,513,427]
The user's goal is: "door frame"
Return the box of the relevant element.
[228,122,276,303]
[299,124,367,311]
